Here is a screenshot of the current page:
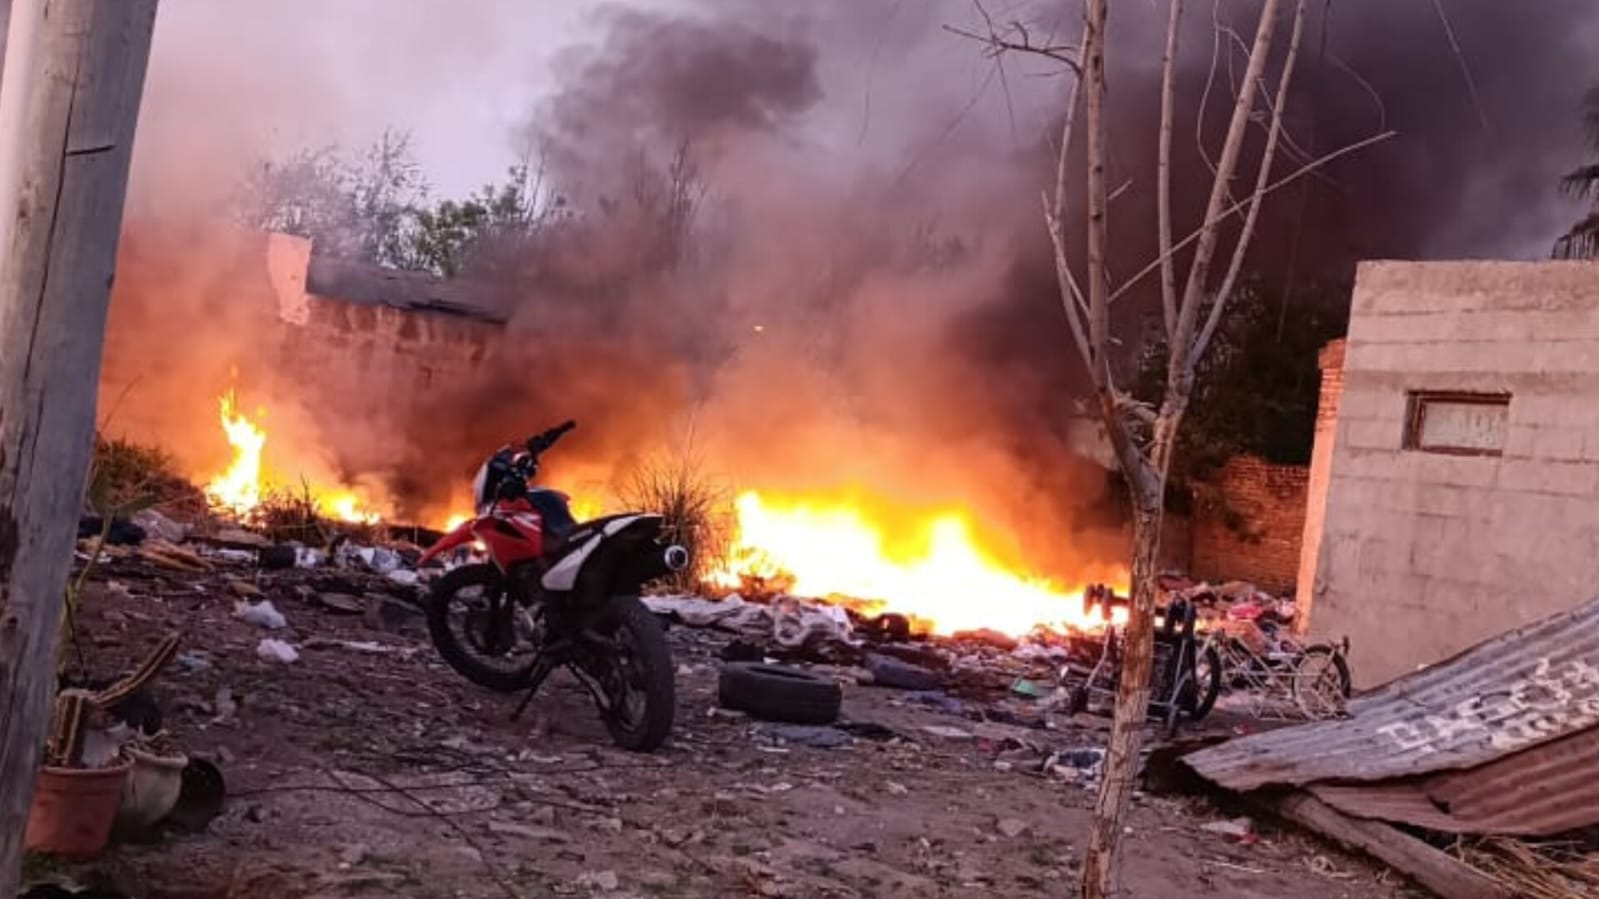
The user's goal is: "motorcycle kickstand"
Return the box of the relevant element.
[511,656,558,721]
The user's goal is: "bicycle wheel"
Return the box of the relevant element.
[1191,644,1223,720]
[1291,644,1352,718]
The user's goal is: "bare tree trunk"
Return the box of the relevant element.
[0,1,158,894]
[1081,488,1164,898]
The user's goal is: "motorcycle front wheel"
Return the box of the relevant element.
[588,594,675,752]
[427,563,542,693]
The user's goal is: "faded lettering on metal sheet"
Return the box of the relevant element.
[1375,658,1599,756]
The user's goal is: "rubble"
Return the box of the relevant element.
[233,600,287,630]
[134,508,189,544]
[255,638,299,664]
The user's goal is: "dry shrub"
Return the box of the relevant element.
[91,434,202,515]
[618,449,732,592]
[255,482,326,544]
[254,480,382,546]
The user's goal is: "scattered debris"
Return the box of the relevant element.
[138,538,209,572]
[211,527,270,549]
[226,578,263,599]
[233,599,287,630]
[316,592,366,614]
[364,594,423,631]
[386,569,421,587]
[996,817,1030,839]
[256,638,299,664]
[576,870,620,892]
[757,723,852,748]
[864,654,942,691]
[1201,817,1257,843]
[920,724,975,741]
[134,507,189,544]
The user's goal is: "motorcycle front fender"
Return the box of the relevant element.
[419,519,480,565]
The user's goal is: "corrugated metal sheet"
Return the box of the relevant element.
[1185,596,1599,802]
[1306,726,1599,835]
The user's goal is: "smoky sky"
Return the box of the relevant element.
[391,0,1599,543]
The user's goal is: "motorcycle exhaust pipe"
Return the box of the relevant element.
[662,544,690,573]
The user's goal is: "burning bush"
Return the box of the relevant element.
[618,450,732,593]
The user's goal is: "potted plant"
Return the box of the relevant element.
[115,736,189,833]
[24,690,133,860]
[28,633,181,858]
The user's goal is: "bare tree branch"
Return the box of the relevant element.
[1106,128,1396,307]
[1428,0,1490,137]
[1165,0,1284,407]
[1083,0,1110,387]
[1193,0,1309,363]
[944,0,1083,73]
[1047,15,1092,340]
[1156,0,1185,340]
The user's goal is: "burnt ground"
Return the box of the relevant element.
[43,549,1417,899]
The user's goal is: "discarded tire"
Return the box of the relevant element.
[718,663,842,725]
[864,654,942,691]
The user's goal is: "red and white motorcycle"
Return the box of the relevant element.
[418,421,688,752]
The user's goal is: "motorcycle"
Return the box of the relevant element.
[418,420,690,752]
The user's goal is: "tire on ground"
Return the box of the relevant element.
[718,663,843,725]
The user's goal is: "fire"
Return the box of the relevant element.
[204,390,380,525]
[710,490,1128,637]
[205,391,265,516]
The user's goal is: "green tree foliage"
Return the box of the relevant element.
[1555,87,1599,259]
[234,132,547,276]
[236,130,426,267]
[1136,278,1349,485]
[401,167,546,276]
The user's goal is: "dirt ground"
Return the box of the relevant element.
[41,549,1418,899]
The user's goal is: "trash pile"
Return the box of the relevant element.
[76,507,435,667]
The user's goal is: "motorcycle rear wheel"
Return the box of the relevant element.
[427,563,541,693]
[592,595,675,752]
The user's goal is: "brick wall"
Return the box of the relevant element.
[1190,455,1310,592]
[1308,261,1599,687]
[97,227,506,481]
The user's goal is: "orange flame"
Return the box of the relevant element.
[204,390,380,525]
[709,490,1129,636]
[205,391,265,516]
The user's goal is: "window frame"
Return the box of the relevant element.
[1402,390,1512,457]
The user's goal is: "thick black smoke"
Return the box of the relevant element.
[387,0,1597,576]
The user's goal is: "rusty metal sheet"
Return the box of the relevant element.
[1306,726,1599,835]
[1185,595,1599,792]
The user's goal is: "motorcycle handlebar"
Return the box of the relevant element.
[526,420,577,455]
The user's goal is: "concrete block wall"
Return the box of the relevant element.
[1190,456,1310,592]
[1305,261,1599,688]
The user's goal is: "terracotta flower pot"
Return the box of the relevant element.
[24,758,133,860]
[116,748,189,831]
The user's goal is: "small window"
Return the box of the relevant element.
[1403,391,1511,456]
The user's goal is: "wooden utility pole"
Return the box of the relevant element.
[0,2,11,79]
[0,1,158,894]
